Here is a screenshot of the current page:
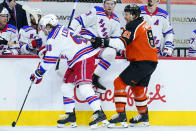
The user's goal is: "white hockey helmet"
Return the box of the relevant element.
[39,14,58,28]
[33,8,42,16]
[103,0,117,4]
[0,5,9,16]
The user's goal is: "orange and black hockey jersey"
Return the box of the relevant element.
[119,17,158,62]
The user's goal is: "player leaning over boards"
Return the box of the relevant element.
[91,4,158,127]
[0,5,18,55]
[18,8,43,55]
[30,14,109,129]
[69,0,121,93]
[140,0,174,56]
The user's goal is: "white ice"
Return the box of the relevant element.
[0,126,196,131]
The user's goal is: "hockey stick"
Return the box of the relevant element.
[11,61,42,127]
[67,0,79,28]
[12,81,33,127]
[55,0,79,76]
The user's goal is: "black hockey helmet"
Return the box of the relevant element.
[124,4,141,18]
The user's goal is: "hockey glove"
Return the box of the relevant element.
[0,37,8,45]
[162,48,173,56]
[2,50,13,55]
[91,37,109,49]
[162,41,173,56]
[30,69,44,84]
[29,38,43,49]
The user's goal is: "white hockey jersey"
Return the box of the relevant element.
[18,26,47,55]
[140,5,174,56]
[188,29,196,57]
[39,25,99,72]
[70,6,121,39]
[18,26,37,55]
[0,24,18,55]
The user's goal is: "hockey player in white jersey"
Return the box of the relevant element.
[69,0,121,92]
[188,30,196,57]
[18,8,43,55]
[0,5,18,55]
[140,0,174,56]
[30,14,109,128]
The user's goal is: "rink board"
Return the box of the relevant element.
[1,56,196,126]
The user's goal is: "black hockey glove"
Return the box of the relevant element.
[0,37,8,45]
[91,37,109,49]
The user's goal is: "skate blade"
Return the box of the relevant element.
[90,120,109,129]
[130,122,149,127]
[57,122,77,128]
[107,122,128,128]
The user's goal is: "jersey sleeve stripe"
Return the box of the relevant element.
[79,16,85,28]
[120,37,127,48]
[163,29,174,36]
[67,46,95,67]
[193,30,196,34]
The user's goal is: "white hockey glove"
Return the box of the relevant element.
[162,47,173,56]
[2,50,13,55]
[162,41,174,56]
[30,69,44,84]
[28,38,43,50]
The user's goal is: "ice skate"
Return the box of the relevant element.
[107,111,128,128]
[129,111,149,127]
[89,110,109,129]
[57,111,77,128]
[92,74,106,93]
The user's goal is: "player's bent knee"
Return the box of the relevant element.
[78,84,95,98]
[101,47,116,59]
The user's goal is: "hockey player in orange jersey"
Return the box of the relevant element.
[91,4,158,127]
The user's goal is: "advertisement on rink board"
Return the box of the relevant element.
[17,1,196,48]
[1,57,196,126]
[0,57,196,112]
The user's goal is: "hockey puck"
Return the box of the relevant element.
[12,121,16,127]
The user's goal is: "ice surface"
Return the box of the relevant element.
[0,126,196,131]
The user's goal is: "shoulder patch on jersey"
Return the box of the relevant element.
[193,30,196,34]
[113,13,120,23]
[7,24,17,30]
[157,7,168,18]
[21,26,35,32]
[140,5,145,12]
[157,7,168,16]
[94,6,104,12]
[47,25,62,40]
[7,24,17,33]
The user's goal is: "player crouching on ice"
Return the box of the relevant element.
[30,14,109,128]
[91,4,158,127]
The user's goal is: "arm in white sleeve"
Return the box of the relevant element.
[162,16,174,49]
[39,40,62,72]
[109,38,125,51]
[69,7,96,32]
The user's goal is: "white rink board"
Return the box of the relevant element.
[0,58,196,111]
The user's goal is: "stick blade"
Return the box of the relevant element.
[12,121,16,127]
